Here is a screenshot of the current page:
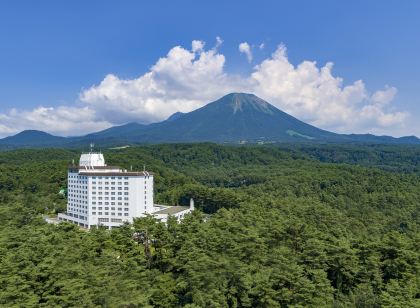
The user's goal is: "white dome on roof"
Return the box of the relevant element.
[79,153,106,167]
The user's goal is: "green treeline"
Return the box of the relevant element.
[0,144,419,307]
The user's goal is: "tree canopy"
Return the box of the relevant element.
[0,143,418,307]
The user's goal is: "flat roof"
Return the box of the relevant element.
[69,165,121,169]
[153,206,190,215]
[78,171,154,176]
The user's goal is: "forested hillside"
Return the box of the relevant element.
[0,144,419,307]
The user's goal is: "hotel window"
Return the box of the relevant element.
[98,207,103,210]
[124,197,129,200]
[124,182,129,185]
[98,202,103,205]
[118,208,122,211]
[124,208,129,211]
[92,212,96,215]
[111,202,115,205]
[98,212,103,215]
[124,213,129,216]
[92,207,96,210]
[118,202,122,205]
[105,207,109,210]
[92,202,96,205]
[111,207,115,210]
[105,212,109,215]
[118,213,122,216]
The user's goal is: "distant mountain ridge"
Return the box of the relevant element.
[1,93,419,148]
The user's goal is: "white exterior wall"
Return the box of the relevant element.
[129,175,154,218]
[64,169,154,229]
[154,209,192,223]
[66,171,90,227]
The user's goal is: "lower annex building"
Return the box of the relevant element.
[58,148,194,229]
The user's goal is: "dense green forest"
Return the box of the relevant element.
[0,144,418,307]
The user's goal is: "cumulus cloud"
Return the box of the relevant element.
[0,106,111,137]
[0,39,411,138]
[249,45,408,133]
[80,42,244,125]
[371,86,397,106]
[239,42,253,63]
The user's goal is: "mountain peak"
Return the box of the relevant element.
[0,129,66,146]
[216,92,274,114]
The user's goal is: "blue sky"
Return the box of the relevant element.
[0,0,419,137]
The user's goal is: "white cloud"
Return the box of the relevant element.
[0,106,111,137]
[215,36,223,49]
[80,42,244,125]
[371,86,397,106]
[0,39,412,138]
[239,42,253,63]
[191,40,205,53]
[259,43,265,50]
[249,44,408,134]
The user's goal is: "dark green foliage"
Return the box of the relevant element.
[0,144,419,307]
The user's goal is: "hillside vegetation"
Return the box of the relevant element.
[0,144,418,307]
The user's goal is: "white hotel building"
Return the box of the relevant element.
[58,150,193,229]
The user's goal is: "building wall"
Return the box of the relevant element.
[66,170,154,229]
[154,208,193,223]
[67,171,89,226]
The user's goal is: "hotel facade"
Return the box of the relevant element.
[58,150,192,228]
